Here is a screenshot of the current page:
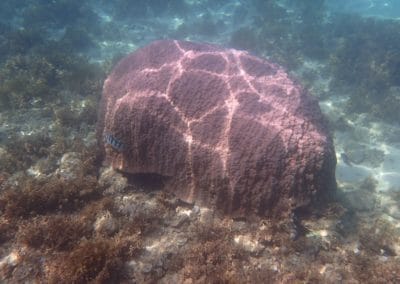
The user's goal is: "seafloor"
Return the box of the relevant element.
[0,0,400,283]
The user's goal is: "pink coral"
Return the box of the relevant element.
[97,40,336,217]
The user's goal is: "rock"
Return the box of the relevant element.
[199,207,214,225]
[98,166,128,194]
[93,210,118,235]
[191,205,200,216]
[234,234,264,255]
[0,147,15,172]
[343,142,385,168]
[342,189,376,211]
[381,195,400,219]
[169,214,189,228]
[56,152,84,180]
[116,193,160,220]
[97,40,336,217]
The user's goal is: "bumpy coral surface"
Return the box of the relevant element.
[98,40,336,217]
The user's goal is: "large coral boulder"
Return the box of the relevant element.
[97,40,336,217]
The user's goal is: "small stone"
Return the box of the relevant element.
[0,251,19,268]
[141,263,152,274]
[176,237,188,246]
[56,152,84,180]
[199,208,214,224]
[345,148,365,164]
[191,205,200,215]
[159,273,185,284]
[176,206,192,217]
[232,221,247,231]
[320,264,343,283]
[342,189,376,211]
[93,211,117,235]
[170,214,189,228]
[98,166,128,194]
[234,234,264,255]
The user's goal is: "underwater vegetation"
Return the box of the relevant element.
[239,0,301,68]
[1,178,399,283]
[291,0,328,60]
[230,0,328,69]
[229,27,259,54]
[0,0,399,282]
[328,14,400,122]
[22,0,99,32]
[0,50,104,110]
[107,0,188,19]
[0,55,59,108]
[0,174,143,282]
[228,1,400,123]
[0,0,106,111]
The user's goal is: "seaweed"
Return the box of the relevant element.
[46,239,124,283]
[359,218,398,256]
[0,36,104,110]
[328,15,400,122]
[0,173,148,283]
[1,130,53,172]
[0,55,58,109]
[22,0,98,31]
[60,26,95,52]
[53,97,98,127]
[42,208,144,283]
[230,27,259,53]
[0,53,103,111]
[294,0,328,59]
[110,0,148,19]
[3,28,44,57]
[0,218,17,245]
[182,226,237,282]
[0,175,101,219]
[251,1,303,69]
[246,1,400,124]
[17,215,92,251]
[1,1,400,283]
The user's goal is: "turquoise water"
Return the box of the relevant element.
[0,1,399,282]
[327,0,400,18]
